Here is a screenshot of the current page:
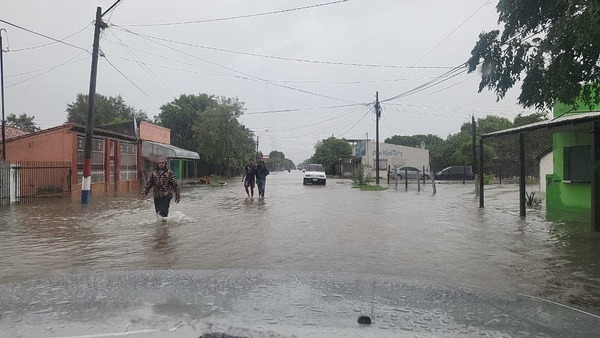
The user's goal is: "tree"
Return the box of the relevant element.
[468,1,600,111]
[192,96,253,176]
[66,93,148,126]
[311,137,352,175]
[385,134,445,170]
[156,93,215,151]
[7,113,40,132]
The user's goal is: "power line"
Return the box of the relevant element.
[108,26,358,104]
[8,23,93,52]
[245,103,365,115]
[340,106,374,136]
[0,19,91,53]
[5,51,90,88]
[382,0,491,92]
[111,25,455,70]
[102,55,160,105]
[108,29,177,97]
[120,0,350,27]
[5,56,88,78]
[381,64,468,102]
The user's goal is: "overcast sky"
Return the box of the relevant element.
[1,0,535,163]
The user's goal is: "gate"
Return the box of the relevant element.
[0,161,9,206]
[11,161,72,203]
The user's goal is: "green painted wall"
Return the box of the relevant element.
[546,102,594,212]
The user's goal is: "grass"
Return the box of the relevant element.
[353,184,387,191]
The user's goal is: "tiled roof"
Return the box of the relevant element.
[4,125,29,140]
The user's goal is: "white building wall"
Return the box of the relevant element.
[357,141,429,179]
[538,152,553,192]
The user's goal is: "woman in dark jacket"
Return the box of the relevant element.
[141,158,180,218]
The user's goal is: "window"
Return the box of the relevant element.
[119,142,137,181]
[77,137,105,183]
[564,145,591,182]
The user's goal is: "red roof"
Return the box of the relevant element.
[4,125,29,140]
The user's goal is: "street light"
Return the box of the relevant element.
[256,129,269,160]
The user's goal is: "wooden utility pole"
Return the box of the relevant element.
[0,29,6,161]
[82,1,120,204]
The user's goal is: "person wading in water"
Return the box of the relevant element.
[142,158,180,219]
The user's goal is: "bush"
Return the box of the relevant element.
[483,173,494,185]
[352,165,371,186]
[525,191,542,206]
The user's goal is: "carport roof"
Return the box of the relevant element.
[481,111,600,139]
[142,140,199,160]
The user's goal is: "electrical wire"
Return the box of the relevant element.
[381,64,468,102]
[5,50,90,88]
[5,56,89,78]
[102,55,161,105]
[111,25,454,70]
[245,103,365,115]
[108,26,359,104]
[108,29,177,97]
[339,106,374,136]
[0,19,91,53]
[8,22,93,52]
[382,0,491,92]
[120,0,350,27]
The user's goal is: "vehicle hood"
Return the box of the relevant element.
[1,269,598,337]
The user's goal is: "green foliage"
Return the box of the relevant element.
[526,191,542,206]
[483,173,494,185]
[156,93,215,151]
[66,93,148,126]
[385,134,445,169]
[352,164,371,186]
[468,1,600,110]
[311,137,352,175]
[7,113,40,132]
[354,184,387,191]
[192,96,253,176]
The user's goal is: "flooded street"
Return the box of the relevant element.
[1,170,600,336]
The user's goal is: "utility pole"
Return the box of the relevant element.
[375,92,381,184]
[0,29,7,161]
[471,114,477,174]
[82,2,119,204]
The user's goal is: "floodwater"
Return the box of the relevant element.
[1,170,600,336]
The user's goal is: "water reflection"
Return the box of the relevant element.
[0,171,599,313]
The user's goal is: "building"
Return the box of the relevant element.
[480,103,600,231]
[346,140,430,179]
[3,123,139,200]
[1,120,199,202]
[100,120,199,183]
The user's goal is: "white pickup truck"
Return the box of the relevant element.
[303,164,326,185]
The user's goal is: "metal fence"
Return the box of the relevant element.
[0,161,9,206]
[0,161,72,205]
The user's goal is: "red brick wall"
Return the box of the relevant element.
[140,121,170,144]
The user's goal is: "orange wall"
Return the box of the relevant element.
[5,127,74,162]
[140,121,170,144]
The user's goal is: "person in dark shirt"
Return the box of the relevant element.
[255,160,270,198]
[142,158,180,218]
[242,158,257,197]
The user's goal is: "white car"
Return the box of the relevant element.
[303,164,326,185]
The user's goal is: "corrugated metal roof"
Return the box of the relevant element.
[141,140,199,160]
[482,111,600,139]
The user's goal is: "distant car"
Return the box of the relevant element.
[396,166,430,180]
[303,164,326,185]
[434,166,474,180]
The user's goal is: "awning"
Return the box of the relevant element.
[142,141,199,160]
[482,111,600,139]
